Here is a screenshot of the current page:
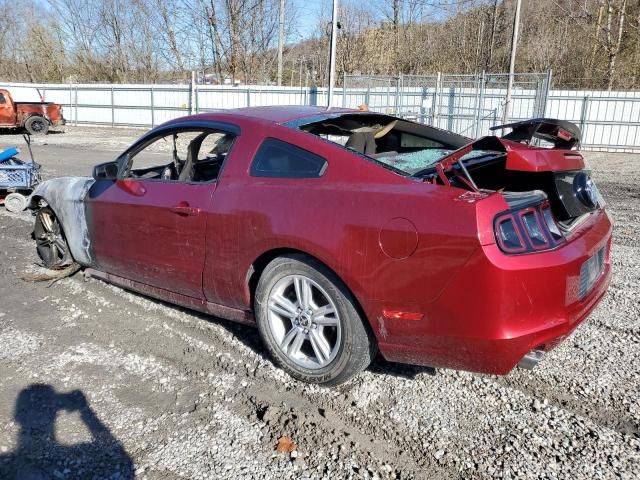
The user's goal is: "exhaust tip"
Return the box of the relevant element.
[518,349,545,370]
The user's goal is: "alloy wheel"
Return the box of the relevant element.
[267,274,342,369]
[35,210,68,266]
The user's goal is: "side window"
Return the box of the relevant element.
[127,133,182,174]
[250,138,327,178]
[124,129,235,183]
[198,132,234,161]
[0,93,5,104]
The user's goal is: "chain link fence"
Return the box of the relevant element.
[342,72,552,139]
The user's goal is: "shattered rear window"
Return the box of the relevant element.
[374,149,498,174]
[286,112,471,176]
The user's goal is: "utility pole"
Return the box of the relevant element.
[277,0,285,86]
[503,0,521,124]
[327,0,338,108]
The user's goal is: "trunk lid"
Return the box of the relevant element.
[489,118,581,150]
[432,121,602,226]
[435,134,585,174]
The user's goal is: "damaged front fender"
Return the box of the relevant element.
[28,177,95,267]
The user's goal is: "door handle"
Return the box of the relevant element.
[169,201,200,216]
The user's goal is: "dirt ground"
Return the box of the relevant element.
[0,126,639,479]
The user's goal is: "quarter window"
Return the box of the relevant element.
[250,138,327,178]
[0,94,5,104]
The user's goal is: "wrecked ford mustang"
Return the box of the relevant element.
[28,107,612,385]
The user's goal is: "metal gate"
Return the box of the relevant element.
[343,72,552,139]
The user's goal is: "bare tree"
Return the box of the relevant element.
[604,0,628,89]
[1,0,640,90]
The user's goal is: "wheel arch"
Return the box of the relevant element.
[27,177,96,266]
[29,194,72,259]
[246,247,375,342]
[20,113,50,128]
[27,193,46,210]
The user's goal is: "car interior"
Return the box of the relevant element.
[125,129,234,183]
[298,113,470,173]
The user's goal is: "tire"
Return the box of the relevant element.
[255,254,377,386]
[33,207,72,269]
[24,116,49,135]
[4,192,27,213]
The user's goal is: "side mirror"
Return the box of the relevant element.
[92,161,118,180]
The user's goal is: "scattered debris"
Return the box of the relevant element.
[276,436,297,454]
[19,262,81,287]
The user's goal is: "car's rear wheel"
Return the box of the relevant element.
[34,207,72,269]
[24,116,49,136]
[255,254,376,385]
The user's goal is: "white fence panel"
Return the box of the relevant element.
[2,80,640,152]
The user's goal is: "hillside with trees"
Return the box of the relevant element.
[0,0,637,89]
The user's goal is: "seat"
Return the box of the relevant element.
[178,133,209,182]
[345,131,376,155]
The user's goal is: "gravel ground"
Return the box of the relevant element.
[0,127,639,479]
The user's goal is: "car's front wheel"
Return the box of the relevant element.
[34,207,73,269]
[255,254,376,386]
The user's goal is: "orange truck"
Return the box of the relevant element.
[0,88,65,135]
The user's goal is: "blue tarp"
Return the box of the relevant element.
[0,147,19,163]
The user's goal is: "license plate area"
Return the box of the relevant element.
[578,247,606,299]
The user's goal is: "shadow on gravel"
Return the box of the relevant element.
[153,296,439,381]
[368,357,437,380]
[93,281,437,383]
[0,130,65,137]
[0,384,134,480]
[186,305,438,381]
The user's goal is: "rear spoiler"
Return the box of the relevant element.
[490,118,581,150]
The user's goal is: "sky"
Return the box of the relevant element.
[288,0,469,43]
[291,0,338,42]
[34,0,467,46]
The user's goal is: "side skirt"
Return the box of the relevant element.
[85,268,256,326]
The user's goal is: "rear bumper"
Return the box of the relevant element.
[376,208,613,374]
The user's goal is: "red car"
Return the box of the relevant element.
[28,107,612,385]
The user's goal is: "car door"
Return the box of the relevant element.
[85,124,237,299]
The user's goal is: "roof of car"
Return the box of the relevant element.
[173,106,359,126]
[229,105,358,123]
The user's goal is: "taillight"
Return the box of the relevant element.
[520,208,549,249]
[495,201,565,254]
[496,216,525,253]
[541,206,563,241]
